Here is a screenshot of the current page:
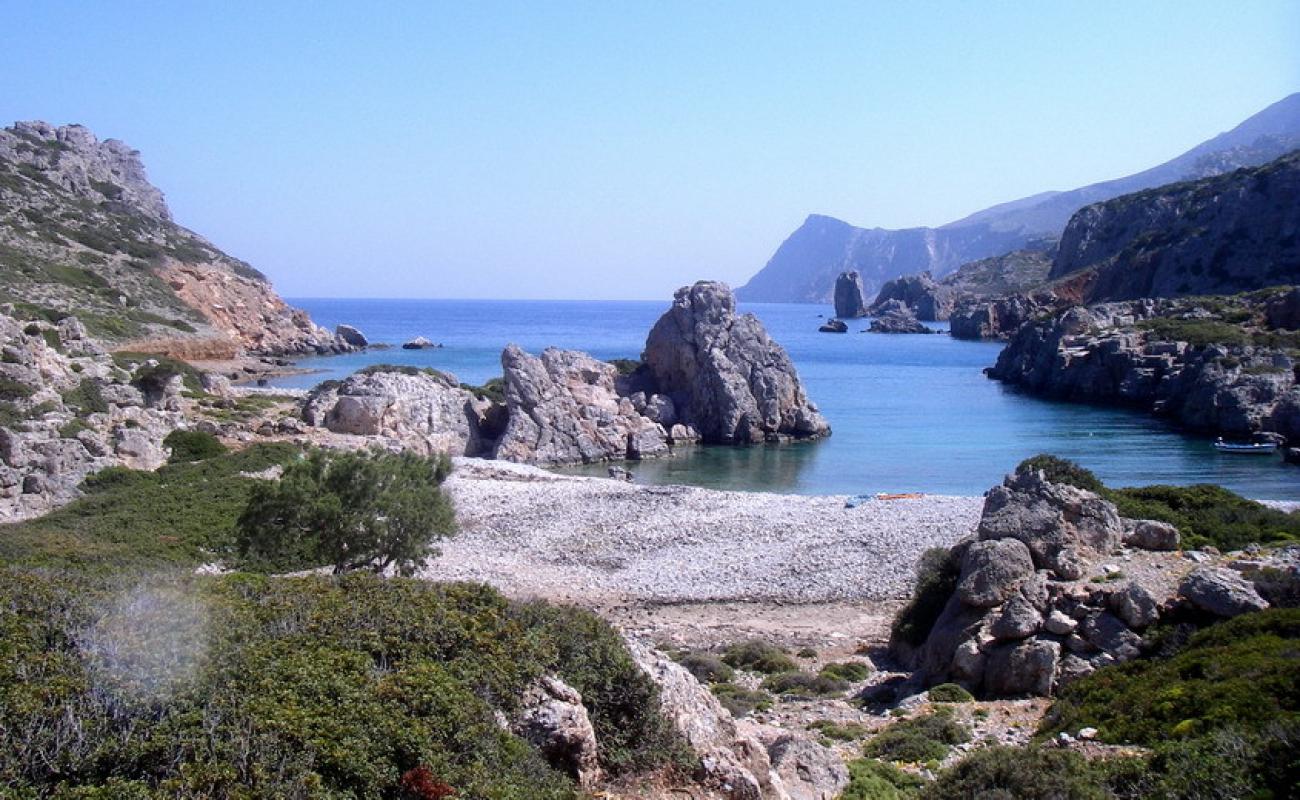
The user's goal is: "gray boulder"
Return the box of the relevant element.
[868,271,956,321]
[1110,582,1161,629]
[983,639,1060,697]
[818,318,848,333]
[1179,566,1270,618]
[1124,519,1181,551]
[956,539,1036,608]
[513,676,602,788]
[643,282,830,444]
[334,324,368,348]
[990,593,1043,640]
[833,271,868,319]
[766,734,850,800]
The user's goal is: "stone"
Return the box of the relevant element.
[766,734,850,800]
[990,594,1042,640]
[1044,609,1078,635]
[1111,582,1161,629]
[401,336,438,349]
[1080,612,1142,661]
[607,465,634,481]
[983,639,1060,697]
[1179,566,1270,618]
[817,318,848,333]
[868,272,957,321]
[978,470,1124,579]
[956,539,1036,608]
[833,270,868,319]
[1125,519,1181,551]
[334,323,369,348]
[867,309,934,334]
[513,676,602,788]
[643,281,830,445]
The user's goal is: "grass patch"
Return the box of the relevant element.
[60,378,108,415]
[708,683,771,718]
[0,376,34,402]
[722,639,799,674]
[1135,317,1249,347]
[163,429,228,463]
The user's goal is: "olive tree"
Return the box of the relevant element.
[237,448,454,575]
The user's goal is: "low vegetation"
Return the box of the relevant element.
[889,547,961,649]
[163,429,227,462]
[708,683,771,718]
[862,707,970,764]
[676,651,734,684]
[721,639,799,674]
[840,757,925,800]
[818,661,873,682]
[760,671,850,697]
[807,719,870,742]
[926,683,974,703]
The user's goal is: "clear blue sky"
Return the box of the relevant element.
[2,2,1297,300]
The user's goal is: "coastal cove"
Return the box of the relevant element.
[273,298,1300,500]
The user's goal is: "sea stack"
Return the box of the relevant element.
[643,281,830,444]
[833,270,868,318]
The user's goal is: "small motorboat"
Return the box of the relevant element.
[1213,438,1279,454]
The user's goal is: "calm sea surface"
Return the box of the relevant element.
[272,298,1300,500]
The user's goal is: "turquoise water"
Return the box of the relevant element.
[273,298,1300,500]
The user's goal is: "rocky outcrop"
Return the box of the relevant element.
[986,295,1300,441]
[301,367,496,456]
[334,324,368,348]
[868,272,956,321]
[868,309,934,335]
[492,346,670,465]
[833,271,868,318]
[817,319,847,333]
[938,249,1055,298]
[643,282,829,444]
[0,120,351,357]
[1051,150,1300,303]
[0,309,186,521]
[512,677,602,788]
[949,291,1072,341]
[1179,567,1269,618]
[625,638,846,800]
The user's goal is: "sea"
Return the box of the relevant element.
[269,298,1300,501]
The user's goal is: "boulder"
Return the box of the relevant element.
[956,539,1035,608]
[334,324,369,348]
[817,319,848,333]
[1179,566,1270,618]
[990,593,1043,640]
[868,272,957,321]
[868,310,934,334]
[833,271,868,319]
[765,734,849,800]
[401,336,438,349]
[493,346,668,465]
[643,282,830,444]
[983,639,1060,697]
[513,677,602,788]
[1080,612,1142,661]
[978,470,1124,579]
[1124,519,1181,551]
[1110,582,1161,629]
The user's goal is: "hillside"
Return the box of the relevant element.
[0,121,348,358]
[738,92,1300,303]
[1048,149,1300,302]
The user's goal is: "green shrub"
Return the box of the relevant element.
[60,378,108,414]
[890,547,961,649]
[807,719,870,741]
[608,358,642,377]
[677,652,734,684]
[863,708,970,763]
[1136,317,1249,347]
[0,376,34,402]
[722,639,798,674]
[57,418,90,439]
[120,352,206,395]
[237,449,455,575]
[1015,453,1106,493]
[841,757,924,800]
[761,671,850,697]
[708,683,771,718]
[921,746,1112,799]
[796,647,818,658]
[818,661,873,682]
[163,429,228,463]
[461,377,506,404]
[1132,720,1300,800]
[1041,609,1300,746]
[927,683,974,703]
[1107,483,1300,550]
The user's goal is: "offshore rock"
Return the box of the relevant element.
[643,282,829,444]
[868,271,956,321]
[817,318,848,333]
[867,309,934,334]
[833,270,868,318]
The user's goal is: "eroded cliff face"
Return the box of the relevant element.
[0,120,352,357]
[1051,150,1300,303]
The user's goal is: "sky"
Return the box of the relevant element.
[1,2,1298,300]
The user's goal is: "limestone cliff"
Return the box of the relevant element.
[0,120,351,357]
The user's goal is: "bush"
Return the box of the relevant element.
[863,708,970,763]
[1136,317,1250,348]
[842,757,924,800]
[0,376,34,402]
[1015,454,1105,493]
[721,639,798,674]
[709,683,771,718]
[60,378,108,415]
[808,719,870,741]
[927,683,974,703]
[1107,483,1300,550]
[761,671,850,697]
[890,547,961,649]
[1041,609,1300,746]
[237,448,455,575]
[0,571,685,797]
[818,661,873,682]
[677,652,734,684]
[921,746,1111,799]
[163,429,228,463]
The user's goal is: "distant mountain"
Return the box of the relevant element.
[1049,149,1300,302]
[738,92,1300,303]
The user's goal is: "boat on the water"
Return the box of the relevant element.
[1213,438,1279,454]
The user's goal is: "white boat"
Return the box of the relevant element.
[1213,439,1279,454]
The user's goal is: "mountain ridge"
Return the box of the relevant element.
[738,92,1300,303]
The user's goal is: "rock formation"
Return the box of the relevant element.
[511,676,602,788]
[867,308,934,334]
[302,367,497,456]
[643,282,830,444]
[1051,150,1300,303]
[0,120,356,357]
[909,468,1282,698]
[832,271,868,318]
[492,346,670,465]
[817,319,847,333]
[948,291,1069,341]
[868,272,956,321]
[0,308,186,521]
[986,294,1300,442]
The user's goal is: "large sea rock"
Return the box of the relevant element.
[643,282,830,444]
[833,271,868,318]
[868,272,956,321]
